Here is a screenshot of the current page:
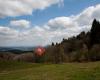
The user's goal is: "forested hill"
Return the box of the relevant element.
[45,19,100,63]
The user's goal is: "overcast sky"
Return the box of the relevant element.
[0,0,100,47]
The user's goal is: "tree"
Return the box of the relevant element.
[90,19,100,48]
[52,42,55,46]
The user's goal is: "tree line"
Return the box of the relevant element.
[35,19,100,63]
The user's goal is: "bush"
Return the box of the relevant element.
[88,45,100,61]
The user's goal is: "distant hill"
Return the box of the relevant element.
[0,47,34,54]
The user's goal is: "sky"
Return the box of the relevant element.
[0,0,100,47]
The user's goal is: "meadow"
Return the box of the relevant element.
[0,61,100,80]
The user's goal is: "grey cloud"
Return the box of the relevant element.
[10,20,30,29]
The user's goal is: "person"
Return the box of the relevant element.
[34,46,45,63]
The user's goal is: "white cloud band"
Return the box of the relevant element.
[0,0,63,18]
[0,4,100,46]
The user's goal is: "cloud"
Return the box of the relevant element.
[58,0,64,7]
[0,4,100,46]
[0,26,18,46]
[0,0,63,18]
[75,4,100,26]
[47,17,78,31]
[10,20,30,29]
[0,26,18,36]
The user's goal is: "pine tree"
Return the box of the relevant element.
[90,19,100,48]
[52,42,55,46]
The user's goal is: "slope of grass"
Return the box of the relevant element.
[0,61,100,80]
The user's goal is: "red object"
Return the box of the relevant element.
[35,47,45,56]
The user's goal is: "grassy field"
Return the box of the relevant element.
[0,61,100,80]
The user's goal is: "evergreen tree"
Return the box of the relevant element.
[90,19,100,48]
[52,42,55,46]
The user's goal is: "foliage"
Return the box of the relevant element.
[44,19,100,63]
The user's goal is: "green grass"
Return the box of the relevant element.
[0,61,100,80]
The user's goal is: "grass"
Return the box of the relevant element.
[0,61,100,80]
